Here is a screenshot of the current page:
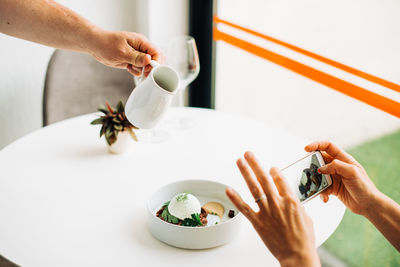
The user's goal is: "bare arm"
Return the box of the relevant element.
[0,0,161,76]
[365,192,400,251]
[0,0,98,52]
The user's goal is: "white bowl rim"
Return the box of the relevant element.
[147,179,243,229]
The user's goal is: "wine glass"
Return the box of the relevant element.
[167,35,200,129]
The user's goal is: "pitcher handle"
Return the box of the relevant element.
[138,60,160,84]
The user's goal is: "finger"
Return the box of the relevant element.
[244,151,277,199]
[128,50,151,68]
[236,158,268,208]
[305,141,357,165]
[319,182,334,202]
[226,187,256,221]
[143,70,151,78]
[126,66,141,76]
[318,159,359,179]
[126,34,161,62]
[129,65,142,73]
[321,151,334,164]
[269,167,296,198]
[144,64,153,72]
[320,192,330,203]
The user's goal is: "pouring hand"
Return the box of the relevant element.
[90,30,162,77]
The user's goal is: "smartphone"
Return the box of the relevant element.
[281,151,332,203]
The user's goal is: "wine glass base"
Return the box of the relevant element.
[169,117,196,130]
[137,129,170,143]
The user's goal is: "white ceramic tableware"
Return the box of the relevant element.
[107,130,134,154]
[125,61,180,129]
[147,179,243,249]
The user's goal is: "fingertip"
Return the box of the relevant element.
[144,64,152,72]
[269,166,279,176]
[304,142,317,152]
[236,158,244,167]
[244,151,254,160]
[226,187,234,196]
[320,193,329,203]
[318,165,327,173]
[144,54,151,64]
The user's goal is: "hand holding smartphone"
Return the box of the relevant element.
[281,151,332,203]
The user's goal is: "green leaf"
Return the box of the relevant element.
[99,124,105,138]
[116,101,124,113]
[90,118,104,125]
[105,135,112,145]
[109,134,117,145]
[181,213,203,227]
[114,124,123,131]
[105,126,113,139]
[161,204,180,224]
[97,105,109,114]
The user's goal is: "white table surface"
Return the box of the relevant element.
[0,107,345,267]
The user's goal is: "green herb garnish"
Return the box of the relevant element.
[176,193,189,202]
[160,203,179,224]
[181,213,203,227]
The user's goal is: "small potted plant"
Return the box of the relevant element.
[91,101,138,154]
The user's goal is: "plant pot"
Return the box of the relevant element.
[107,130,135,154]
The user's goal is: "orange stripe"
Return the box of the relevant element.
[214,28,400,118]
[214,16,400,94]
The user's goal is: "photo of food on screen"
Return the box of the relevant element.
[298,154,328,201]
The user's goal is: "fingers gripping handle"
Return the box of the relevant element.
[139,60,159,84]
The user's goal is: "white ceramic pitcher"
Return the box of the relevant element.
[125,61,180,129]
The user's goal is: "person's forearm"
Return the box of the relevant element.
[0,0,101,52]
[365,192,400,252]
[279,250,320,267]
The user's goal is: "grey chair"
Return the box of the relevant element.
[43,49,135,126]
[0,254,19,267]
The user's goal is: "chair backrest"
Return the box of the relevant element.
[43,50,134,126]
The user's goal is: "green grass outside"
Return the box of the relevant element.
[323,129,400,266]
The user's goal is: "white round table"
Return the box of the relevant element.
[0,107,345,267]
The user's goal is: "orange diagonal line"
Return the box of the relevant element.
[213,28,400,118]
[214,16,400,94]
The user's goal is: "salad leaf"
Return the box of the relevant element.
[160,204,180,224]
[181,213,203,227]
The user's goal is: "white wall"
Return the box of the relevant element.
[0,0,188,149]
[216,0,400,148]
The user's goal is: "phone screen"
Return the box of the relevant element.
[281,152,330,202]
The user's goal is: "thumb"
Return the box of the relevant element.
[129,50,151,67]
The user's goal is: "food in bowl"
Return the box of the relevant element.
[156,192,236,227]
[147,180,242,249]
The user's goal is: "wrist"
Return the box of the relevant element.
[279,250,320,267]
[364,191,387,220]
[82,24,107,55]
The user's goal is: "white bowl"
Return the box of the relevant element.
[147,179,243,249]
